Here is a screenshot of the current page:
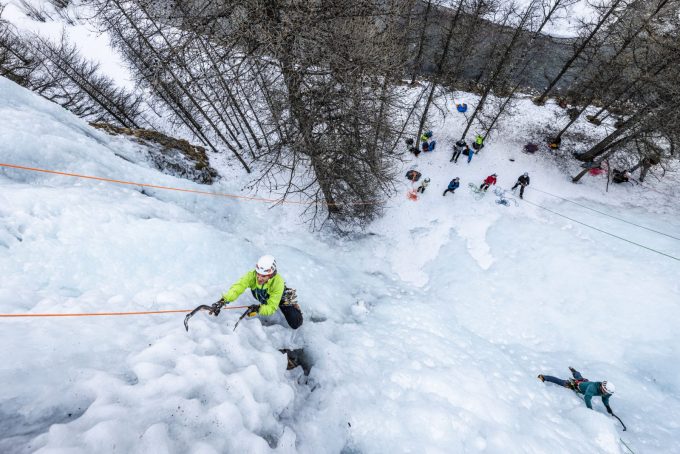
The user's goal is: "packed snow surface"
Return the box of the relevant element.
[1,76,680,454]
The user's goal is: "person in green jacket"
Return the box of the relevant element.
[212,255,303,329]
[538,367,616,414]
[472,134,484,151]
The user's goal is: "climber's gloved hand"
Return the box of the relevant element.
[211,298,226,316]
[247,304,260,317]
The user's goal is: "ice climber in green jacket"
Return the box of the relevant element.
[538,367,615,414]
[212,255,303,329]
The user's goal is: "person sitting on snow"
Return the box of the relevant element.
[511,172,530,199]
[538,367,615,414]
[420,130,435,152]
[405,138,421,157]
[465,145,475,164]
[472,134,484,151]
[212,255,303,329]
[612,169,631,183]
[451,140,466,163]
[442,177,460,196]
[480,173,497,191]
[417,177,431,193]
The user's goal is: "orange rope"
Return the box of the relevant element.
[0,306,250,318]
[0,162,380,206]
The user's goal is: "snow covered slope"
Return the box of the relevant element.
[1,76,679,454]
[2,0,133,89]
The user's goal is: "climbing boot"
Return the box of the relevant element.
[281,288,298,306]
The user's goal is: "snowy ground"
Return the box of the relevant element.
[1,73,680,454]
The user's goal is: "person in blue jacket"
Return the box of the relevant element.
[442,177,460,196]
[539,367,616,414]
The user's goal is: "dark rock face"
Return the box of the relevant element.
[91,123,218,184]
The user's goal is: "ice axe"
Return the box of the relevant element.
[611,412,627,431]
[184,304,219,331]
[184,301,254,332]
[233,305,260,331]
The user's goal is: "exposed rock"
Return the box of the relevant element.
[90,123,218,184]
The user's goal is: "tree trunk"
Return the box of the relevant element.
[416,0,463,147]
[639,161,652,181]
[590,59,669,122]
[410,0,432,85]
[534,0,625,105]
[575,110,645,162]
[111,0,251,172]
[553,102,589,141]
[104,16,222,158]
[461,3,533,140]
[551,0,670,134]
[572,147,618,182]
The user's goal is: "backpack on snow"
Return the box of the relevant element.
[406,170,422,182]
[524,143,539,154]
[612,169,629,183]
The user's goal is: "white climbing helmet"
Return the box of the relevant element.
[602,381,616,394]
[524,172,529,177]
[255,255,277,276]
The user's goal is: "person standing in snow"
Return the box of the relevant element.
[212,255,303,329]
[480,173,497,191]
[451,140,466,163]
[442,177,460,196]
[511,172,530,199]
[538,367,616,414]
[417,177,431,193]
